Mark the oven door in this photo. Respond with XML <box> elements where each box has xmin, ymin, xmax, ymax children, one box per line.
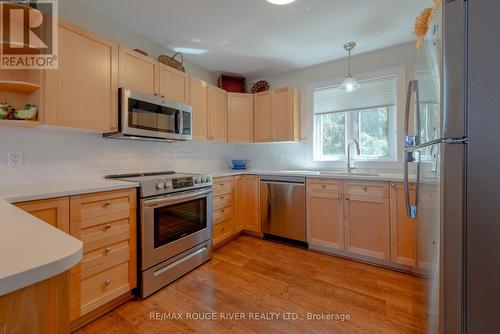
<box><xmin>141</xmin><ymin>188</ymin><xmax>212</xmax><ymax>270</ymax></box>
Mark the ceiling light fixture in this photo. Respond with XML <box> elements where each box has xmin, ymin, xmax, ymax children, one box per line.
<box><xmin>340</xmin><ymin>42</ymin><xmax>361</xmax><ymax>92</ymax></box>
<box><xmin>172</xmin><ymin>47</ymin><xmax>208</xmax><ymax>55</ymax></box>
<box><xmin>266</xmin><ymin>0</ymin><xmax>296</xmax><ymax>5</ymax></box>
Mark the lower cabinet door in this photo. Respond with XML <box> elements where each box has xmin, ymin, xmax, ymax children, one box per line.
<box><xmin>306</xmin><ymin>180</ymin><xmax>344</xmax><ymax>250</ymax></box>
<box><xmin>344</xmin><ymin>195</ymin><xmax>390</xmax><ymax>260</ymax></box>
<box><xmin>390</xmin><ymin>183</ymin><xmax>417</xmax><ymax>267</ymax></box>
<box><xmin>243</xmin><ymin>175</ymin><xmax>260</xmax><ymax>233</ymax></box>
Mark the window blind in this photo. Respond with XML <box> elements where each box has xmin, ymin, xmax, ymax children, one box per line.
<box><xmin>313</xmin><ymin>75</ymin><xmax>397</xmax><ymax>115</ymax></box>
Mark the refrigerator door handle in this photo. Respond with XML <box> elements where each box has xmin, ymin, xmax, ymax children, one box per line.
<box><xmin>404</xmin><ymin>80</ymin><xmax>420</xmax><ymax>147</ymax></box>
<box><xmin>404</xmin><ymin>150</ymin><xmax>420</xmax><ymax>219</ymax></box>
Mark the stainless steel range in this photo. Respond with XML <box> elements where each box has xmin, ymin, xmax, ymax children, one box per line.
<box><xmin>106</xmin><ymin>171</ymin><xmax>213</xmax><ymax>297</ymax></box>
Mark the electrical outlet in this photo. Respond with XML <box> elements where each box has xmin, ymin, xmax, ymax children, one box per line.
<box><xmin>7</xmin><ymin>151</ymin><xmax>24</xmax><ymax>167</ymax></box>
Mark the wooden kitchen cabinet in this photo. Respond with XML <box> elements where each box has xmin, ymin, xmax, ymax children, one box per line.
<box><xmin>118</xmin><ymin>46</ymin><xmax>159</xmax><ymax>95</ymax></box>
<box><xmin>243</xmin><ymin>175</ymin><xmax>260</xmax><ymax>232</ymax></box>
<box><xmin>227</xmin><ymin>93</ymin><xmax>254</xmax><ymax>143</ymax></box>
<box><xmin>189</xmin><ymin>76</ymin><xmax>209</xmax><ymax>140</ymax></box>
<box><xmin>344</xmin><ymin>181</ymin><xmax>390</xmax><ymax>260</ymax></box>
<box><xmin>306</xmin><ymin>179</ymin><xmax>344</xmax><ymax>250</ymax></box>
<box><xmin>69</xmin><ymin>188</ymin><xmax>137</xmax><ymax>323</ymax></box>
<box><xmin>15</xmin><ymin>197</ymin><xmax>70</xmax><ymax>233</ymax></box>
<box><xmin>234</xmin><ymin>175</ymin><xmax>260</xmax><ymax>233</ymax></box>
<box><xmin>159</xmin><ymin>63</ymin><xmax>190</xmax><ymax>104</ymax></box>
<box><xmin>390</xmin><ymin>182</ymin><xmax>417</xmax><ymax>267</ymax></box>
<box><xmin>212</xmin><ymin>177</ymin><xmax>234</xmax><ymax>245</ymax></box>
<box><xmin>0</xmin><ymin>271</ymin><xmax>70</xmax><ymax>334</ymax></box>
<box><xmin>44</xmin><ymin>21</ymin><xmax>118</xmax><ymax>131</ymax></box>
<box><xmin>271</xmin><ymin>87</ymin><xmax>300</xmax><ymax>142</ymax></box>
<box><xmin>253</xmin><ymin>91</ymin><xmax>272</xmax><ymax>142</ymax></box>
<box><xmin>207</xmin><ymin>85</ymin><xmax>228</xmax><ymax>142</ymax></box>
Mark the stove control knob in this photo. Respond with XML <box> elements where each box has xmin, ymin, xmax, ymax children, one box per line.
<box><xmin>156</xmin><ymin>182</ymin><xmax>165</xmax><ymax>190</ymax></box>
<box><xmin>194</xmin><ymin>177</ymin><xmax>200</xmax><ymax>184</ymax></box>
<box><xmin>165</xmin><ymin>183</ymin><xmax>171</xmax><ymax>189</ymax></box>
<box><xmin>205</xmin><ymin>176</ymin><xmax>210</xmax><ymax>183</ymax></box>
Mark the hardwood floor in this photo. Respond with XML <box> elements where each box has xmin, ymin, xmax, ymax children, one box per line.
<box><xmin>76</xmin><ymin>236</ymin><xmax>435</xmax><ymax>334</ymax></box>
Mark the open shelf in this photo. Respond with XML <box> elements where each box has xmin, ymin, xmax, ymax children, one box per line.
<box><xmin>0</xmin><ymin>80</ymin><xmax>41</xmax><ymax>94</ymax></box>
<box><xmin>0</xmin><ymin>120</ymin><xmax>40</xmax><ymax>127</ymax></box>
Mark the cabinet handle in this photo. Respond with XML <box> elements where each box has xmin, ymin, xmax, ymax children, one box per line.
<box><xmin>391</xmin><ymin>183</ymin><xmax>396</xmax><ymax>188</ymax></box>
<box><xmin>103</xmin><ymin>200</ymin><xmax>112</xmax><ymax>207</ymax></box>
<box><xmin>345</xmin><ymin>196</ymin><xmax>350</xmax><ymax>201</ymax></box>
<box><xmin>338</xmin><ymin>195</ymin><xmax>342</xmax><ymax>200</ymax></box>
<box><xmin>161</xmin><ymin>95</ymin><xmax>165</xmax><ymax>98</ymax></box>
<box><xmin>105</xmin><ymin>279</ymin><xmax>111</xmax><ymax>286</ymax></box>
<box><xmin>220</xmin><ymin>196</ymin><xmax>225</xmax><ymax>200</ymax></box>
<box><xmin>321</xmin><ymin>185</ymin><xmax>326</xmax><ymax>188</ymax></box>
<box><xmin>105</xmin><ymin>247</ymin><xmax>112</xmax><ymax>254</ymax></box>
<box><xmin>221</xmin><ymin>228</ymin><xmax>225</xmax><ymax>232</ymax></box>
<box><xmin>362</xmin><ymin>186</ymin><xmax>368</xmax><ymax>191</ymax></box>
<box><xmin>221</xmin><ymin>209</ymin><xmax>225</xmax><ymax>213</ymax></box>
<box><xmin>104</xmin><ymin>224</ymin><xmax>112</xmax><ymax>230</ymax></box>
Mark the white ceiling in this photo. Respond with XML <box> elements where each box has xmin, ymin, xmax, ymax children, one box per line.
<box><xmin>72</xmin><ymin>0</ymin><xmax>431</xmax><ymax>78</ymax></box>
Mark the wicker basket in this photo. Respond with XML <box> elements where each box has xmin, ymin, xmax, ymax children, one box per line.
<box><xmin>158</xmin><ymin>52</ymin><xmax>185</xmax><ymax>72</ymax></box>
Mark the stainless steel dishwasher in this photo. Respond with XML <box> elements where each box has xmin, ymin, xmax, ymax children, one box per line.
<box><xmin>260</xmin><ymin>175</ymin><xmax>307</xmax><ymax>247</ymax></box>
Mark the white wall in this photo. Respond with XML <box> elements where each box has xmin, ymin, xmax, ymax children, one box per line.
<box><xmin>59</xmin><ymin>0</ymin><xmax>218</xmax><ymax>84</ymax></box>
<box><xmin>0</xmin><ymin>126</ymin><xmax>239</xmax><ymax>186</ymax></box>
<box><xmin>242</xmin><ymin>42</ymin><xmax>421</xmax><ymax>172</ymax></box>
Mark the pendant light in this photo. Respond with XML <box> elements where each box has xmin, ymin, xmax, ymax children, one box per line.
<box><xmin>340</xmin><ymin>42</ymin><xmax>361</xmax><ymax>92</ymax></box>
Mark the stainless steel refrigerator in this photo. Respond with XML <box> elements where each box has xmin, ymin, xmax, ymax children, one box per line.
<box><xmin>406</xmin><ymin>0</ymin><xmax>500</xmax><ymax>333</ymax></box>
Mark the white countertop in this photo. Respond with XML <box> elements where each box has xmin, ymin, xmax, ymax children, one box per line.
<box><xmin>199</xmin><ymin>169</ymin><xmax>412</xmax><ymax>182</ymax></box>
<box><xmin>0</xmin><ymin>179</ymin><xmax>139</xmax><ymax>296</ymax></box>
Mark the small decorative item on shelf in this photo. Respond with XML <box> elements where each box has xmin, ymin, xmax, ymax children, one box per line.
<box><xmin>158</xmin><ymin>52</ymin><xmax>185</xmax><ymax>72</ymax></box>
<box><xmin>0</xmin><ymin>102</ymin><xmax>15</xmax><ymax>120</ymax></box>
<box><xmin>231</xmin><ymin>160</ymin><xmax>247</xmax><ymax>170</ymax></box>
<box><xmin>13</xmin><ymin>104</ymin><xmax>37</xmax><ymax>120</ymax></box>
<box><xmin>218</xmin><ymin>75</ymin><xmax>247</xmax><ymax>93</ymax></box>
<box><xmin>251</xmin><ymin>80</ymin><xmax>270</xmax><ymax>94</ymax></box>
<box><xmin>133</xmin><ymin>49</ymin><xmax>148</xmax><ymax>56</ymax></box>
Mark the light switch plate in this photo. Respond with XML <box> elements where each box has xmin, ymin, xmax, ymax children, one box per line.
<box><xmin>7</xmin><ymin>151</ymin><xmax>24</xmax><ymax>167</ymax></box>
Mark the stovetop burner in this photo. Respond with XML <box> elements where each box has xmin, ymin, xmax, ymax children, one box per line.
<box><xmin>105</xmin><ymin>171</ymin><xmax>213</xmax><ymax>198</ymax></box>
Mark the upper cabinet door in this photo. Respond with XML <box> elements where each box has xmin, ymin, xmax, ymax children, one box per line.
<box><xmin>228</xmin><ymin>93</ymin><xmax>253</xmax><ymax>143</ymax></box>
<box><xmin>118</xmin><ymin>46</ymin><xmax>158</xmax><ymax>95</ymax></box>
<box><xmin>189</xmin><ymin>77</ymin><xmax>208</xmax><ymax>140</ymax></box>
<box><xmin>207</xmin><ymin>85</ymin><xmax>227</xmax><ymax>142</ymax></box>
<box><xmin>159</xmin><ymin>64</ymin><xmax>190</xmax><ymax>104</ymax></box>
<box><xmin>44</xmin><ymin>21</ymin><xmax>118</xmax><ymax>131</ymax></box>
<box><xmin>271</xmin><ymin>87</ymin><xmax>300</xmax><ymax>142</ymax></box>
<box><xmin>253</xmin><ymin>91</ymin><xmax>272</xmax><ymax>142</ymax></box>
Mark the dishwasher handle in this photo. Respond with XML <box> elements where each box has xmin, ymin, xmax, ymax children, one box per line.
<box><xmin>260</xmin><ymin>180</ymin><xmax>305</xmax><ymax>186</ymax></box>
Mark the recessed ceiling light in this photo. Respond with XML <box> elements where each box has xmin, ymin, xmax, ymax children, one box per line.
<box><xmin>266</xmin><ymin>0</ymin><xmax>296</xmax><ymax>5</ymax></box>
<box><xmin>172</xmin><ymin>47</ymin><xmax>208</xmax><ymax>55</ymax></box>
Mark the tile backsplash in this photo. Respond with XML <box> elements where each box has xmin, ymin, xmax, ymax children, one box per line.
<box><xmin>0</xmin><ymin>127</ymin><xmax>308</xmax><ymax>185</ymax></box>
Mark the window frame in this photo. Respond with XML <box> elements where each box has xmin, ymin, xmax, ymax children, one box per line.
<box><xmin>309</xmin><ymin>67</ymin><xmax>406</xmax><ymax>167</ymax></box>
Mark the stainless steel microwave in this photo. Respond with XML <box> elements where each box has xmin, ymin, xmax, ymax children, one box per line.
<box><xmin>104</xmin><ymin>88</ymin><xmax>192</xmax><ymax>142</ymax></box>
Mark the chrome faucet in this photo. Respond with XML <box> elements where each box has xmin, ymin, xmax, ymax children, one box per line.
<box><xmin>347</xmin><ymin>139</ymin><xmax>360</xmax><ymax>173</ymax></box>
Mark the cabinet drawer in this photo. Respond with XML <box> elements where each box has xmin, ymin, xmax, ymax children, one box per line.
<box><xmin>213</xmin><ymin>206</ymin><xmax>233</xmax><ymax>224</ymax></box>
<box><xmin>213</xmin><ymin>177</ymin><xmax>233</xmax><ymax>196</ymax></box>
<box><xmin>80</xmin><ymin>262</ymin><xmax>130</xmax><ymax>315</ymax></box>
<box><xmin>213</xmin><ymin>193</ymin><xmax>233</xmax><ymax>210</ymax></box>
<box><xmin>73</xmin><ymin>189</ymin><xmax>136</xmax><ymax>221</ymax></box>
<box><xmin>213</xmin><ymin>218</ymin><xmax>233</xmax><ymax>244</ymax></box>
<box><xmin>307</xmin><ymin>179</ymin><xmax>343</xmax><ymax>195</ymax></box>
<box><xmin>345</xmin><ymin>181</ymin><xmax>389</xmax><ymax>198</ymax></box>
<box><xmin>81</xmin><ymin>219</ymin><xmax>130</xmax><ymax>253</ymax></box>
<box><xmin>81</xmin><ymin>240</ymin><xmax>130</xmax><ymax>279</ymax></box>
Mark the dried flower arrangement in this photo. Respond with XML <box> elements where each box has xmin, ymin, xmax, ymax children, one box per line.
<box><xmin>413</xmin><ymin>0</ymin><xmax>441</xmax><ymax>48</ymax></box>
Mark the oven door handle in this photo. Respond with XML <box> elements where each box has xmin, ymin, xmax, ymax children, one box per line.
<box><xmin>143</xmin><ymin>188</ymin><xmax>212</xmax><ymax>208</ymax></box>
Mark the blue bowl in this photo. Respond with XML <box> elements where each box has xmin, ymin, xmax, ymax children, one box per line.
<box><xmin>231</xmin><ymin>160</ymin><xmax>247</xmax><ymax>168</ymax></box>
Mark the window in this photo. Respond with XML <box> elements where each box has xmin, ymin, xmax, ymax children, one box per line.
<box><xmin>313</xmin><ymin>75</ymin><xmax>397</xmax><ymax>161</ymax></box>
